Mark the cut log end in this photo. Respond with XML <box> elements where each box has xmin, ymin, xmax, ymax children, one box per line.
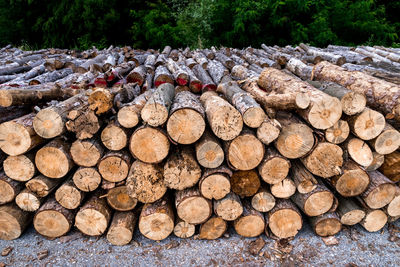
<box><xmin>365</xmin><ymin>152</ymin><xmax>385</xmax><ymax>172</ymax></box>
<box><xmin>305</xmin><ymin>191</ymin><xmax>334</xmax><ymax>217</ymax></box>
<box><xmin>325</xmin><ymin>120</ymin><xmax>350</xmax><ymax>144</ymax></box>
<box><xmin>0</xmin><ymin>121</ymin><xmax>35</xmax><ymax>156</ymax></box>
<box><xmin>360</xmin><ymin>209</ymin><xmax>387</xmax><ymax>232</ymax></box>
<box><xmin>70</xmin><ymin>139</ymin><xmax>102</xmax><ymax>167</ymax></box>
<box><xmin>313</xmin><ymin>217</ymin><xmax>341</xmax><ymax>237</ymax></box>
<box><xmin>334</xmin><ymin>169</ymin><xmax>370</xmax><ymax>197</ymax></box>
<box><xmin>34</xmin><ymin>210</ymin><xmax>71</xmax><ymax>238</ymax></box>
<box><xmin>200</xmin><ymin>174</ymin><xmax>231</xmax><ymax>200</ymax></box>
<box><xmin>33</xmin><ymin>109</ymin><xmax>64</xmax><ymax>139</ymax></box>
<box><xmin>177</xmin><ymin>196</ymin><xmax>211</xmax><ymax>225</ymax></box>
<box><xmin>259</xmin><ymin>157</ymin><xmax>290</xmax><ymax>184</ymax></box>
<box><xmin>251</xmin><ymin>191</ymin><xmax>276</xmax><ymax>213</ymax></box>
<box><xmin>3</xmin><ymin>155</ymin><xmax>36</xmax><ymax>182</ymax></box>
<box><xmin>231</xmin><ymin>170</ymin><xmax>260</xmax><ymax>197</ymax></box>
<box><xmin>199</xmin><ymin>216</ymin><xmax>227</xmax><ymax>240</ymax></box>
<box><xmin>0</xmin><ymin>204</ymin><xmax>31</xmax><ymax>240</ymax></box>
<box><xmin>98</xmin><ymin>154</ymin><xmax>129</xmax><ymax>183</ymax></box>
<box><xmin>0</xmin><ymin>90</ymin><xmax>12</xmax><ymax>107</ymax></box>
<box><xmin>341</xmin><ymin>210</ymin><xmax>366</xmax><ymax>225</ymax></box>
<box><xmin>107</xmin><ymin>186</ymin><xmax>137</xmax><ymax>211</ymax></box>
<box><xmin>243</xmin><ymin>107</ymin><xmax>266</xmax><ymax>128</ymax></box>
<box><xmin>227</xmin><ymin>134</ymin><xmax>264</xmax><ymax>170</ymax></box>
<box><xmin>270</xmin><ymin>178</ymin><xmax>296</xmax><ymax>199</ymax></box>
<box><xmin>347</xmin><ymin>138</ymin><xmax>373</xmax><ymax>167</ymax></box>
<box><xmin>73</xmin><ymin>167</ymin><xmax>101</xmax><ymax>192</ymax></box>
<box><xmin>117</xmin><ymin>106</ymin><xmax>139</xmax><ymax>129</ymax></box>
<box><xmin>257</xmin><ymin>119</ymin><xmax>281</xmax><ymax>145</ymax></box>
<box><xmin>129</xmin><ymin>127</ymin><xmax>170</xmax><ymax>164</ymax></box>
<box><xmin>374</xmin><ymin>128</ymin><xmax>400</xmax><ymax>155</ymax></box>
<box><xmin>101</xmin><ymin>124</ymin><xmax>127</xmax><ymax>151</ymax></box>
<box><xmin>268</xmin><ymin>208</ymin><xmax>302</xmax><ymax>239</ymax></box>
<box><xmin>195</xmin><ymin>135</ymin><xmax>224</xmax><ymax>169</ymax></box>
<box><xmin>341</xmin><ymin>92</ymin><xmax>366</xmax><ymax>116</ymax></box>
<box><xmin>307</xmin><ymin>96</ymin><xmax>342</xmax><ymax>130</ymax></box>
<box><xmin>55</xmin><ymin>183</ymin><xmax>83</xmax><ymax>210</ymax></box>
<box><xmin>275</xmin><ymin>124</ymin><xmax>314</xmax><ymax>159</ymax></box>
<box><xmin>351</xmin><ymin>108</ymin><xmax>386</xmax><ymax>140</ymax></box>
<box><xmin>364</xmin><ymin>183</ymin><xmax>396</xmax><ymax>209</ymax></box>
<box><xmin>15</xmin><ymin>191</ymin><xmax>41</xmax><ymax>212</ymax></box>
<box><xmin>167</xmin><ymin>109</ymin><xmax>206</xmax><ymax>144</ymax></box>
<box><xmin>174</xmin><ymin>220</ymin><xmax>195</xmax><ymax>238</ymax></box>
<box><xmin>234</xmin><ymin>214</ymin><xmax>265</xmax><ymax>238</ymax></box>
<box><xmin>75</xmin><ymin>209</ymin><xmax>109</xmax><ymax>236</ymax></box>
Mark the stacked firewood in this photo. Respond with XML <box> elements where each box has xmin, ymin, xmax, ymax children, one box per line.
<box><xmin>0</xmin><ymin>43</ymin><xmax>399</xmax><ymax>245</ymax></box>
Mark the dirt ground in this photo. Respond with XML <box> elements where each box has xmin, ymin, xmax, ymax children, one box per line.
<box><xmin>1</xmin><ymin>219</ymin><xmax>400</xmax><ymax>267</ymax></box>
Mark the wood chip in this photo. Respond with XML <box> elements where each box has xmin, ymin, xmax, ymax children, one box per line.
<box><xmin>248</xmin><ymin>237</ymin><xmax>266</xmax><ymax>255</ymax></box>
<box><xmin>1</xmin><ymin>247</ymin><xmax>12</xmax><ymax>257</ymax></box>
<box><xmin>37</xmin><ymin>250</ymin><xmax>49</xmax><ymax>260</ymax></box>
<box><xmin>322</xmin><ymin>236</ymin><xmax>339</xmax><ymax>246</ymax></box>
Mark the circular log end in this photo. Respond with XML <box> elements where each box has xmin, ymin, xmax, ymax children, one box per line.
<box><xmin>231</xmin><ymin>170</ymin><xmax>260</xmax><ymax>197</ymax></box>
<box><xmin>335</xmin><ymin>169</ymin><xmax>370</xmax><ymax>197</ymax></box>
<box><xmin>243</xmin><ymin>107</ymin><xmax>265</xmax><ymax>128</ymax></box>
<box><xmin>73</xmin><ymin>168</ymin><xmax>101</xmax><ymax>192</ymax></box>
<box><xmin>199</xmin><ymin>217</ymin><xmax>227</xmax><ymax>240</ymax></box>
<box><xmin>139</xmin><ymin>213</ymin><xmax>174</xmax><ymax>241</ymax></box>
<box><xmin>347</xmin><ymin>138</ymin><xmax>373</xmax><ymax>167</ymax></box>
<box><xmin>325</xmin><ymin>120</ymin><xmax>349</xmax><ymax>144</ymax></box>
<box><xmin>374</xmin><ymin>129</ymin><xmax>400</xmax><ymax>155</ymax></box>
<box><xmin>304</xmin><ymin>191</ymin><xmax>334</xmax><ymax>216</ymax></box>
<box><xmin>0</xmin><ymin>209</ymin><xmax>23</xmax><ymax>240</ymax></box>
<box><xmin>234</xmin><ymin>215</ymin><xmax>265</xmax><ymax>237</ymax></box>
<box><xmin>308</xmin><ymin>97</ymin><xmax>342</xmax><ymax>130</ymax></box>
<box><xmin>341</xmin><ymin>92</ymin><xmax>366</xmax><ymax>116</ymax></box>
<box><xmin>107</xmin><ymin>186</ymin><xmax>137</xmax><ymax>211</ymax></box>
<box><xmin>177</xmin><ymin>196</ymin><xmax>211</xmax><ymax>225</ymax></box>
<box><xmin>101</xmin><ymin>125</ymin><xmax>127</xmax><ymax>151</ymax></box>
<box><xmin>35</xmin><ymin>147</ymin><xmax>69</xmax><ymax>178</ymax></box>
<box><xmin>353</xmin><ymin>109</ymin><xmax>386</xmax><ymax>140</ymax></box>
<box><xmin>174</xmin><ymin>221</ymin><xmax>195</xmax><ymax>238</ymax></box>
<box><xmin>251</xmin><ymin>192</ymin><xmax>276</xmax><ymax>212</ymax></box>
<box><xmin>269</xmin><ymin>209</ymin><xmax>302</xmax><ymax>238</ymax></box>
<box><xmin>0</xmin><ymin>180</ymin><xmax>15</xmax><ymax>204</ymax></box>
<box><xmin>107</xmin><ymin>226</ymin><xmax>133</xmax><ymax>246</ymax></box>
<box><xmin>315</xmin><ymin>218</ymin><xmax>341</xmax><ymax>237</ymax></box>
<box><xmin>365</xmin><ymin>183</ymin><xmax>396</xmax><ymax>209</ymax></box>
<box><xmin>70</xmin><ymin>140</ymin><xmax>102</xmax><ymax>167</ymax></box>
<box><xmin>117</xmin><ymin>106</ymin><xmax>139</xmax><ymax>129</ymax></box>
<box><xmin>362</xmin><ymin>210</ymin><xmax>387</xmax><ymax>232</ymax></box>
<box><xmin>34</xmin><ymin>210</ymin><xmax>70</xmax><ymax>238</ymax></box>
<box><xmin>387</xmin><ymin>195</ymin><xmax>400</xmax><ymax>217</ymax></box>
<box><xmin>167</xmin><ymin>109</ymin><xmax>206</xmax><ymax>144</ymax></box>
<box><xmin>200</xmin><ymin>174</ymin><xmax>231</xmax><ymax>200</ymax></box>
<box><xmin>275</xmin><ymin>124</ymin><xmax>314</xmax><ymax>159</ymax></box>
<box><xmin>0</xmin><ymin>90</ymin><xmax>12</xmax><ymax>107</ymax></box>
<box><xmin>341</xmin><ymin>210</ymin><xmax>365</xmax><ymax>225</ymax></box>
<box><xmin>98</xmin><ymin>156</ymin><xmax>129</xmax><ymax>183</ymax></box>
<box><xmin>259</xmin><ymin>157</ymin><xmax>290</xmax><ymax>184</ymax></box>
<box><xmin>228</xmin><ymin>134</ymin><xmax>264</xmax><ymax>170</ymax></box>
<box><xmin>55</xmin><ymin>185</ymin><xmax>82</xmax><ymax>210</ymax></box>
<box><xmin>75</xmin><ymin>209</ymin><xmax>108</xmax><ymax>236</ymax></box>
<box><xmin>3</xmin><ymin>155</ymin><xmax>35</xmax><ymax>182</ymax></box>
<box><xmin>0</xmin><ymin>121</ymin><xmax>32</xmax><ymax>156</ymax></box>
<box><xmin>33</xmin><ymin>109</ymin><xmax>64</xmax><ymax>139</ymax></box>
<box><xmin>141</xmin><ymin>103</ymin><xmax>169</xmax><ymax>127</ymax></box>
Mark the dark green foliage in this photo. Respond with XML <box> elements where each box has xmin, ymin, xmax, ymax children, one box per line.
<box><xmin>0</xmin><ymin>0</ymin><xmax>398</xmax><ymax>49</ymax></box>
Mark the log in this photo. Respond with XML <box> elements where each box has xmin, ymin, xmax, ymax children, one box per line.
<box><xmin>138</xmin><ymin>196</ymin><xmax>174</xmax><ymax>240</ymax></box>
<box><xmin>251</xmin><ymin>185</ymin><xmax>276</xmax><ymax>212</ymax></box>
<box><xmin>195</xmin><ymin>130</ymin><xmax>224</xmax><ymax>169</ymax></box>
<box><xmin>365</xmin><ymin>152</ymin><xmax>385</xmax><ymax>172</ymax></box>
<box><xmin>144</xmin><ymin>54</ymin><xmax>156</xmax><ymax>74</ymax></box>
<box><xmin>198</xmin><ymin>165</ymin><xmax>232</xmax><ymax>200</ymax></box>
<box><xmin>225</xmin><ymin>128</ymin><xmax>264</xmax><ymax>170</ymax></box>
<box><xmin>258</xmin><ymin>68</ymin><xmax>342</xmax><ymax>129</ymax></box>
<box><xmin>126</xmin><ymin>160</ymin><xmax>167</xmax><ymax>203</ymax></box>
<box><xmin>192</xmin><ymin>64</ymin><xmax>216</xmax><ymax>91</ymax></box>
<box><xmin>336</xmin><ymin>196</ymin><xmax>365</xmax><ymax>225</ymax></box>
<box><xmin>291</xmin><ymin>161</ymin><xmax>318</xmax><ymax>194</ymax></box>
<box><xmin>33</xmin><ymin>93</ymin><xmax>88</xmax><ymax>139</ymax></box>
<box><xmin>163</xmin><ymin>146</ymin><xmax>201</xmax><ymax>190</ymax></box>
<box><xmin>65</xmin><ymin>107</ymin><xmax>100</xmax><ymax>140</ymax></box>
<box><xmin>241</xmin><ymin>79</ymin><xmax>310</xmax><ymax>110</ymax></box>
<box><xmin>258</xmin><ymin>147</ymin><xmax>290</xmax><ymax>185</ymax></box>
<box><xmin>200</xmin><ymin>91</ymin><xmax>243</xmax><ymax>141</ymax></box>
<box><xmin>231</xmin><ymin>169</ymin><xmax>260</xmax><ymax>197</ymax></box>
<box><xmin>0</xmin><ymin>113</ymin><xmax>44</xmax><ymax>156</ymax></box>
<box><xmin>267</xmin><ymin>199</ymin><xmax>302</xmax><ymax>239</ymax></box>
<box><xmin>25</xmin><ymin>174</ymin><xmax>62</xmax><ymax>197</ymax></box>
<box><xmin>98</xmin><ymin>151</ymin><xmax>131</xmax><ymax>183</ymax></box>
<box><xmin>106</xmin><ymin>186</ymin><xmax>137</xmax><ymax>211</ymax></box>
<box><xmin>15</xmin><ymin>188</ymin><xmax>42</xmax><ymax>212</ymax></box>
<box><xmin>347</xmin><ymin>108</ymin><xmax>386</xmax><ymax>141</ymax></box>
<box><xmin>117</xmin><ymin>90</ymin><xmax>153</xmax><ymax>128</ymax></box>
<box><xmin>213</xmin><ymin>192</ymin><xmax>243</xmax><ymax>221</ymax></box>
<box><xmin>72</xmin><ymin>167</ymin><xmax>101</xmax><ymax>192</ymax></box>
<box><xmin>360</xmin><ymin>171</ymin><xmax>396</xmax><ymax>209</ymax></box>
<box><xmin>3</xmin><ymin>152</ymin><xmax>36</xmax><ymax>182</ymax></box>
<box><xmin>88</xmin><ymin>88</ymin><xmax>115</xmax><ymax>115</ymax></box>
<box><xmin>175</xmin><ymin>188</ymin><xmax>212</xmax><ymax>225</ymax></box>
<box><xmin>386</xmin><ymin>187</ymin><xmax>400</xmax><ymax>217</ymax></box>
<box><xmin>179</xmin><ymin>64</ymin><xmax>202</xmax><ymax>93</ymax></box>
<box><xmin>331</xmin><ymin>160</ymin><xmax>370</xmax><ymax>197</ymax></box>
<box><xmin>207</xmin><ymin>59</ymin><xmax>229</xmax><ymax>84</ymax></box>
<box><xmin>0</xmin><ymin>84</ymin><xmax>63</xmax><ymax>108</ymax></box>
<box><xmin>234</xmin><ymin>200</ymin><xmax>265</xmax><ymax>238</ymax></box>
<box><xmin>0</xmin><ymin>203</ymin><xmax>32</xmax><ymax>240</ymax></box>
<box><xmin>193</xmin><ymin>51</ymin><xmax>208</xmax><ymax>69</ymax></box>
<box><xmin>309</xmin><ymin>212</ymin><xmax>341</xmax><ymax>237</ymax></box>
<box><xmin>173</xmin><ymin>219</ymin><xmax>195</xmax><ymax>238</ymax></box>
<box><xmin>231</xmin><ymin>65</ymin><xmax>248</xmax><ymax>80</ymax></box>
<box><xmin>107</xmin><ymin>211</ymin><xmax>138</xmax><ymax>246</ymax></box>
<box><xmin>166</xmin><ymin>58</ymin><xmax>188</xmax><ymax>85</ymax></box>
<box><xmin>154</xmin><ymin>65</ymin><xmax>173</xmax><ymax>87</ymax></box>
<box><xmin>325</xmin><ymin>120</ymin><xmax>350</xmax><ymax>144</ymax></box>
<box><xmin>300</xmin><ymin>44</ymin><xmax>346</xmax><ymax>65</ymax></box>
<box><xmin>35</xmin><ymin>138</ymin><xmax>74</xmax><ymax>179</ymax></box>
<box><xmin>100</xmin><ymin>120</ymin><xmax>128</xmax><ymax>151</ymax></box>
<box><xmin>70</xmin><ymin>139</ymin><xmax>104</xmax><ymax>167</ymax></box>
<box><xmin>379</xmin><ymin>151</ymin><xmax>400</xmax><ymax>182</ymax></box>
<box><xmin>33</xmin><ymin>197</ymin><xmax>75</xmax><ymax>238</ymax></box>
<box><xmin>217</xmin><ymin>81</ymin><xmax>266</xmax><ymax>128</ymax></box>
<box><xmin>368</xmin><ymin>123</ymin><xmax>400</xmax><ymax>155</ymax></box>
<box><xmin>199</xmin><ymin>216</ymin><xmax>227</xmax><ymax>240</ymax></box>
<box><xmin>126</xmin><ymin>65</ymin><xmax>147</xmax><ymax>86</ymax></box>
<box><xmin>141</xmin><ymin>83</ymin><xmax>175</xmax><ymax>127</ymax></box>
<box><xmin>343</xmin><ymin>137</ymin><xmax>373</xmax><ymax>167</ymax></box>
<box><xmin>129</xmin><ymin>126</ymin><xmax>170</xmax><ymax>164</ymax></box>
<box><xmin>291</xmin><ymin>179</ymin><xmax>334</xmax><ymax>216</ymax></box>
<box><xmin>0</xmin><ymin>172</ymin><xmax>23</xmax><ymax>204</ymax></box>
<box><xmin>75</xmin><ymin>191</ymin><xmax>112</xmax><ymax>236</ymax></box>
<box><xmin>307</xmin><ymin>80</ymin><xmax>366</xmax><ymax>116</ymax></box>
<box><xmin>274</xmin><ymin>112</ymin><xmax>315</xmax><ymax>159</ymax></box>
<box><xmin>311</xmin><ymin>61</ymin><xmax>400</xmax><ymax>120</ymax></box>
<box><xmin>301</xmin><ymin>142</ymin><xmax>343</xmax><ymax>178</ymax></box>
<box><xmin>256</xmin><ymin>117</ymin><xmax>281</xmax><ymax>145</ymax></box>
<box><xmin>166</xmin><ymin>91</ymin><xmax>206</xmax><ymax>144</ymax></box>
<box><xmin>270</xmin><ymin>177</ymin><xmax>296</xmax><ymax>199</ymax></box>
<box><xmin>359</xmin><ymin>206</ymin><xmax>387</xmax><ymax>232</ymax></box>
<box><xmin>55</xmin><ymin>179</ymin><xmax>85</xmax><ymax>210</ymax></box>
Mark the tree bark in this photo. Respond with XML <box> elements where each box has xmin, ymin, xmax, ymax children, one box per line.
<box><xmin>312</xmin><ymin>61</ymin><xmax>400</xmax><ymax>120</ymax></box>
<box><xmin>166</xmin><ymin>58</ymin><xmax>188</xmax><ymax>85</ymax></box>
<box><xmin>107</xmin><ymin>210</ymin><xmax>138</xmax><ymax>246</ymax></box>
<box><xmin>126</xmin><ymin>160</ymin><xmax>167</xmax><ymax>203</ymax></box>
<box><xmin>126</xmin><ymin>65</ymin><xmax>147</xmax><ymax>86</ymax></box>
<box><xmin>154</xmin><ymin>65</ymin><xmax>174</xmax><ymax>87</ymax></box>
<box><xmin>98</xmin><ymin>150</ymin><xmax>131</xmax><ymax>183</ymax></box>
<box><xmin>75</xmin><ymin>191</ymin><xmax>112</xmax><ymax>236</ymax></box>
<box><xmin>365</xmin><ymin>152</ymin><xmax>385</xmax><ymax>172</ymax></box>
<box><xmin>33</xmin><ymin>197</ymin><xmax>75</xmax><ymax>238</ymax></box>
<box><xmin>65</xmin><ymin>106</ymin><xmax>100</xmax><ymax>140</ymax></box>
<box><xmin>138</xmin><ymin>195</ymin><xmax>174</xmax><ymax>240</ymax></box>
<box><xmin>26</xmin><ymin>174</ymin><xmax>62</xmax><ymax>197</ymax></box>
<box><xmin>336</xmin><ymin>196</ymin><xmax>365</xmax><ymax>225</ymax></box>
<box><xmin>166</xmin><ymin>91</ymin><xmax>205</xmax><ymax>144</ymax></box>
<box><xmin>129</xmin><ymin>126</ymin><xmax>170</xmax><ymax>164</ymax></box>
<box><xmin>163</xmin><ymin>146</ymin><xmax>201</xmax><ymax>190</ymax></box>
<box><xmin>267</xmin><ymin>199</ymin><xmax>302</xmax><ymax>239</ymax></box>
<box><xmin>0</xmin><ymin>113</ymin><xmax>44</xmax><ymax>156</ymax></box>
<box><xmin>55</xmin><ymin>179</ymin><xmax>85</xmax><ymax>210</ymax></box>
<box><xmin>192</xmin><ymin>64</ymin><xmax>216</xmax><ymax>91</ymax></box>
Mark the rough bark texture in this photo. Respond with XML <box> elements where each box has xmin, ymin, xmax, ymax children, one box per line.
<box><xmin>336</xmin><ymin>196</ymin><xmax>365</xmax><ymax>225</ymax></box>
<box><xmin>25</xmin><ymin>174</ymin><xmax>61</xmax><ymax>197</ymax></box>
<box><xmin>107</xmin><ymin>210</ymin><xmax>138</xmax><ymax>246</ymax></box>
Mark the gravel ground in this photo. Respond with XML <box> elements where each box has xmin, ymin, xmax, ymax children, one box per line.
<box><xmin>1</xmin><ymin>219</ymin><xmax>400</xmax><ymax>267</ymax></box>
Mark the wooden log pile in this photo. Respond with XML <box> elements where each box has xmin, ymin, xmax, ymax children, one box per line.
<box><xmin>0</xmin><ymin>43</ymin><xmax>400</xmax><ymax>245</ymax></box>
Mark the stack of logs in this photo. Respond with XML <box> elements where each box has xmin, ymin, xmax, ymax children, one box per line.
<box><xmin>0</xmin><ymin>43</ymin><xmax>400</xmax><ymax>245</ymax></box>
